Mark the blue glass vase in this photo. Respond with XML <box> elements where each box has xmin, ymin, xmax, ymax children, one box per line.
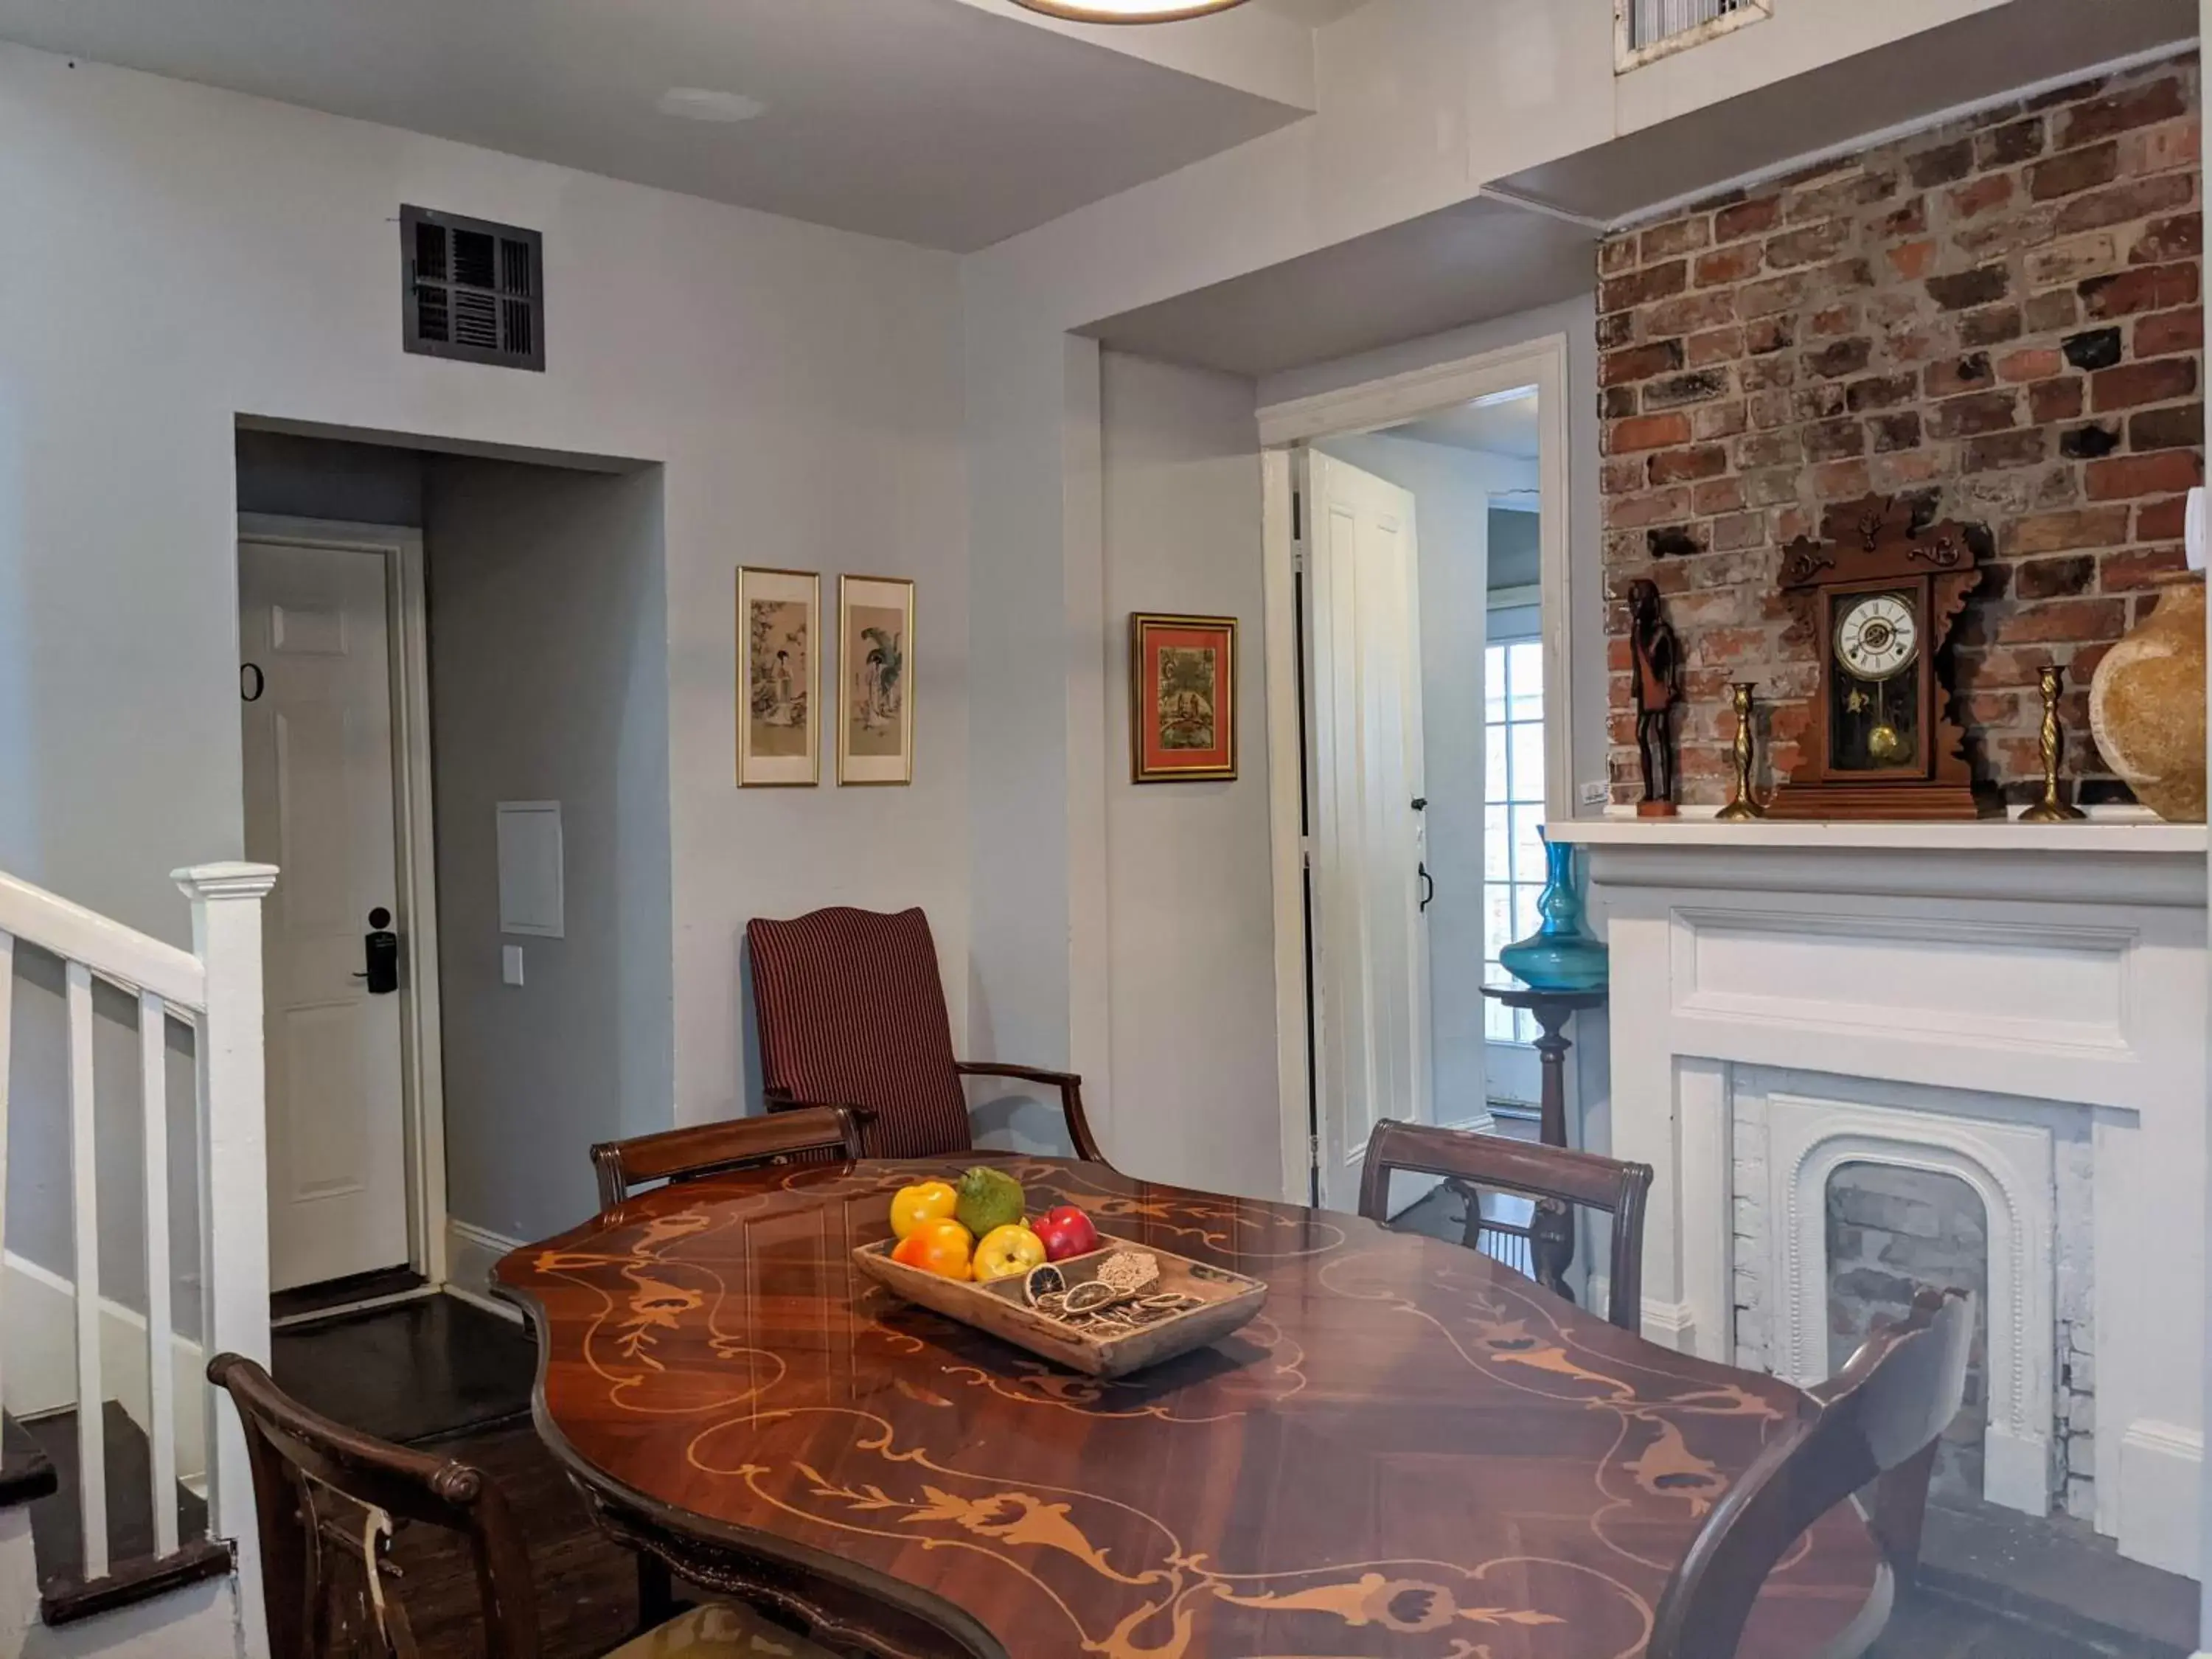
<box><xmin>1498</xmin><ymin>831</ymin><xmax>1608</xmax><ymax>992</ymax></box>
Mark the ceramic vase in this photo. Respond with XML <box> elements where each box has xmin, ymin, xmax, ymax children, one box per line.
<box><xmin>1498</xmin><ymin>831</ymin><xmax>1608</xmax><ymax>991</ymax></box>
<box><xmin>2088</xmin><ymin>569</ymin><xmax>2206</xmax><ymax>824</ymax></box>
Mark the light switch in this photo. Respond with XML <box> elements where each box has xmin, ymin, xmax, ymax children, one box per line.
<box><xmin>501</xmin><ymin>945</ymin><xmax>525</xmax><ymax>987</ymax></box>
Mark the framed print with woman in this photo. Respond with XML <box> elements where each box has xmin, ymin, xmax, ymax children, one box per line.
<box><xmin>737</xmin><ymin>566</ymin><xmax>820</xmax><ymax>786</ymax></box>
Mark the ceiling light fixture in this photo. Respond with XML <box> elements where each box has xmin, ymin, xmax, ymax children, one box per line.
<box><xmin>1010</xmin><ymin>0</ymin><xmax>1253</xmax><ymax>21</ymax></box>
<box><xmin>657</xmin><ymin>88</ymin><xmax>769</xmax><ymax>122</ymax></box>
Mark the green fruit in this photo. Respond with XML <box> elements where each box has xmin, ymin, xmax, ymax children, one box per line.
<box><xmin>953</xmin><ymin>1166</ymin><xmax>1026</xmax><ymax>1239</ymax></box>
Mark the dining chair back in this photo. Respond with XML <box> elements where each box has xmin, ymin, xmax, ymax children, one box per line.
<box><xmin>747</xmin><ymin>905</ymin><xmax>1102</xmax><ymax>1161</ymax></box>
<box><xmin>209</xmin><ymin>1352</ymin><xmax>540</xmax><ymax>1659</ymax></box>
<box><xmin>1647</xmin><ymin>1287</ymin><xmax>1975</xmax><ymax>1659</ymax></box>
<box><xmin>591</xmin><ymin>1105</ymin><xmax>863</xmax><ymax>1212</ymax></box>
<box><xmin>1357</xmin><ymin>1119</ymin><xmax>1655</xmax><ymax>1331</ymax></box>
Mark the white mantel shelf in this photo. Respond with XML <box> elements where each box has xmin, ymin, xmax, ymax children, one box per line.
<box><xmin>1548</xmin><ymin>816</ymin><xmax>2208</xmax><ymax>856</ymax></box>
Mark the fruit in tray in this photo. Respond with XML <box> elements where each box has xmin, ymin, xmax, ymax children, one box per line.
<box><xmin>954</xmin><ymin>1166</ymin><xmax>1026</xmax><ymax>1237</ymax></box>
<box><xmin>891</xmin><ymin>1217</ymin><xmax>973</xmax><ymax>1279</ymax></box>
<box><xmin>1035</xmin><ymin>1205</ymin><xmax>1101</xmax><ymax>1262</ymax></box>
<box><xmin>973</xmin><ymin>1222</ymin><xmax>1048</xmax><ymax>1282</ymax></box>
<box><xmin>889</xmin><ymin>1180</ymin><xmax>959</xmax><ymax>1241</ymax></box>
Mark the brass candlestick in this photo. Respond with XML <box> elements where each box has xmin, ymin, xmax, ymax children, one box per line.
<box><xmin>2020</xmin><ymin>664</ymin><xmax>2087</xmax><ymax>822</ymax></box>
<box><xmin>1716</xmin><ymin>681</ymin><xmax>1766</xmax><ymax>821</ymax></box>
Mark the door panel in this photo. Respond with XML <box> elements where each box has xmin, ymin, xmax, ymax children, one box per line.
<box><xmin>241</xmin><ymin>540</ymin><xmax>409</xmax><ymax>1293</ymax></box>
<box><xmin>1305</xmin><ymin>454</ymin><xmax>1433</xmax><ymax>1212</ymax></box>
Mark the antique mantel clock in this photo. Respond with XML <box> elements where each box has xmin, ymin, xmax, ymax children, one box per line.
<box><xmin>1767</xmin><ymin>493</ymin><xmax>1994</xmax><ymax>821</ymax></box>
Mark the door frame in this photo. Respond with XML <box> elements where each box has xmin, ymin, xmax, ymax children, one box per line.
<box><xmin>237</xmin><ymin>514</ymin><xmax>450</xmax><ymax>1287</ymax></box>
<box><xmin>1254</xmin><ymin>333</ymin><xmax>1574</xmax><ymax>1205</ymax></box>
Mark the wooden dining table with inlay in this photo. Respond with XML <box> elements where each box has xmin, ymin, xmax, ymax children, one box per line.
<box><xmin>495</xmin><ymin>1155</ymin><xmax>1889</xmax><ymax>1659</ymax></box>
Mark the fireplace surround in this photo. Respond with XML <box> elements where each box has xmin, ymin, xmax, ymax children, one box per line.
<box><xmin>1553</xmin><ymin>818</ymin><xmax>2206</xmax><ymax>1574</ymax></box>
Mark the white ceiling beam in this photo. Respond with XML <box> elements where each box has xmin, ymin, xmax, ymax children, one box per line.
<box><xmin>946</xmin><ymin>0</ymin><xmax>1318</xmax><ymax>112</ymax></box>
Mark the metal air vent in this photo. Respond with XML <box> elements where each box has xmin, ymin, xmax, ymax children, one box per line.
<box><xmin>1616</xmin><ymin>0</ymin><xmax>1770</xmax><ymax>72</ymax></box>
<box><xmin>402</xmin><ymin>205</ymin><xmax>544</xmax><ymax>372</ymax></box>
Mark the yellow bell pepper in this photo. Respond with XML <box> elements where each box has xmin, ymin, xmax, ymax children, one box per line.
<box><xmin>890</xmin><ymin>1180</ymin><xmax>959</xmax><ymax>1240</ymax></box>
<box><xmin>973</xmin><ymin>1223</ymin><xmax>1048</xmax><ymax>1283</ymax></box>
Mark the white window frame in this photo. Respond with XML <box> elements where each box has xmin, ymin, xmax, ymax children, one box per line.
<box><xmin>1614</xmin><ymin>0</ymin><xmax>1772</xmax><ymax>74</ymax></box>
<box><xmin>1482</xmin><ymin>610</ymin><xmax>1546</xmax><ymax>1051</ymax></box>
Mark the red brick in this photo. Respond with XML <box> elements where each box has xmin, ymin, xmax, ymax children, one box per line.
<box><xmin>1927</xmin><ymin>265</ymin><xmax>2011</xmax><ymax>311</ymax></box>
<box><xmin>1693</xmin><ymin>476</ymin><xmax>1747</xmax><ymax>516</ymax></box>
<box><xmin>1647</xmin><ymin>444</ymin><xmax>1730</xmax><ymax>484</ymax></box>
<box><xmin>1765</xmin><ymin>220</ymin><xmax>1852</xmax><ymax>271</ymax></box>
<box><xmin>2131</xmin><ymin>212</ymin><xmax>2202</xmax><ymax>265</ymax></box>
<box><xmin>2084</xmin><ymin>450</ymin><xmax>2203</xmax><ymax>500</ymax></box>
<box><xmin>1709</xmin><ymin>510</ymin><xmax>1767</xmax><ymax>551</ymax></box>
<box><xmin>1812</xmin><ymin>458</ymin><xmax>1873</xmax><ymax>499</ymax></box>
<box><xmin>1739</xmin><ymin>274</ymin><xmax>1809</xmax><ymax>318</ymax></box>
<box><xmin>2090</xmin><ymin>358</ymin><xmax>2198</xmax><ymax>411</ymax></box>
<box><xmin>1693</xmin><ymin>400</ymin><xmax>1749</xmax><ymax>441</ymax></box>
<box><xmin>2055</xmin><ymin>173</ymin><xmax>2195</xmax><ymax>237</ymax></box>
<box><xmin>1600</xmin><ymin>261</ymin><xmax>1688</xmax><ymax>314</ymax></box>
<box><xmin>1870</xmin><ymin>412</ymin><xmax>1924</xmax><ymax>452</ymax></box>
<box><xmin>2135</xmin><ymin>307</ymin><xmax>2204</xmax><ymax>356</ymax></box>
<box><xmin>2014</xmin><ymin>555</ymin><xmax>2096</xmax><ymax>599</ymax></box>
<box><xmin>2136</xmin><ymin>495</ymin><xmax>2191</xmax><ymax>540</ymax></box>
<box><xmin>1608</xmin><ymin>486</ymin><xmax>1694</xmax><ymax>528</ymax></box>
<box><xmin>2129</xmin><ymin>402</ymin><xmax>2204</xmax><ymax>451</ymax></box>
<box><xmin>1641</xmin><ymin>217</ymin><xmax>1712</xmax><ymax>262</ymax></box>
<box><xmin>1961</xmin><ymin>305</ymin><xmax>2024</xmax><ymax>349</ymax></box>
<box><xmin>1952</xmin><ymin>173</ymin><xmax>2021</xmax><ymax>218</ymax></box>
<box><xmin>2027</xmin><ymin>142</ymin><xmax>2118</xmax><ymax>201</ymax></box>
<box><xmin>1601</xmin><ymin>457</ymin><xmax>1644</xmax><ymax>495</ymax></box>
<box><xmin>1964</xmin><ymin>428</ymin><xmax>2048</xmax><ymax>471</ymax></box>
<box><xmin>1927</xmin><ymin>389</ymin><xmax>2021</xmax><ymax>439</ymax></box>
<box><xmin>1696</xmin><ymin>243</ymin><xmax>1764</xmax><ymax>287</ymax></box>
<box><xmin>1603</xmin><ymin>341</ymin><xmax>1686</xmax><ymax>386</ymax></box>
<box><xmin>1997</xmin><ymin>347</ymin><xmax>2064</xmax><ymax>384</ymax></box>
<box><xmin>2058</xmin><ymin>77</ymin><xmax>2190</xmax><ymax>149</ymax></box>
<box><xmin>2004</xmin><ymin>507</ymin><xmax>2133</xmax><ymax>554</ymax></box>
<box><xmin>1715</xmin><ymin>196</ymin><xmax>1783</xmax><ymax>241</ymax></box>
<box><xmin>2101</xmin><ymin>544</ymin><xmax>2189</xmax><ymax>590</ymax></box>
<box><xmin>1992</xmin><ymin>598</ymin><xmax>2130</xmax><ymax>644</ymax></box>
<box><xmin>2081</xmin><ymin>260</ymin><xmax>2201</xmax><ymax>318</ymax></box>
<box><xmin>1872</xmin><ymin>450</ymin><xmax>1944</xmax><ymax>491</ymax></box>
<box><xmin>1905</xmin><ymin>139</ymin><xmax>1974</xmax><ymax>189</ymax></box>
<box><xmin>2120</xmin><ymin>116</ymin><xmax>2202</xmax><ymax>179</ymax></box>
<box><xmin>1978</xmin><ymin>116</ymin><xmax>2047</xmax><ymax>169</ymax></box>
<box><xmin>1887</xmin><ymin>239</ymin><xmax>1938</xmax><ymax>280</ymax></box>
<box><xmin>1924</xmin><ymin>354</ymin><xmax>1995</xmax><ymax>399</ymax></box>
<box><xmin>2026</xmin><ymin>289</ymin><xmax>2081</xmax><ymax>333</ymax></box>
<box><xmin>1686</xmin><ymin>326</ymin><xmax>1745</xmax><ymax>367</ymax></box>
<box><xmin>1610</xmin><ymin>413</ymin><xmax>1693</xmax><ymax>453</ymax></box>
<box><xmin>1599</xmin><ymin>237</ymin><xmax>1638</xmax><ymax>276</ymax></box>
<box><xmin>2029</xmin><ymin>378</ymin><xmax>2086</xmax><ymax>425</ymax></box>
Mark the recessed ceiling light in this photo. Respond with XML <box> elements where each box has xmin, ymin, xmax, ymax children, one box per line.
<box><xmin>1011</xmin><ymin>0</ymin><xmax>1253</xmax><ymax>20</ymax></box>
<box><xmin>657</xmin><ymin>88</ymin><xmax>769</xmax><ymax>123</ymax></box>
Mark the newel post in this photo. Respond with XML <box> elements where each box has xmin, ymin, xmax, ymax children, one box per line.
<box><xmin>174</xmin><ymin>861</ymin><xmax>276</xmax><ymax>1659</ymax></box>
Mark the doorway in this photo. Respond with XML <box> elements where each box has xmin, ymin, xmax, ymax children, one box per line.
<box><xmin>237</xmin><ymin>515</ymin><xmax>444</xmax><ymax>1303</ymax></box>
<box><xmin>1257</xmin><ymin>337</ymin><xmax>1574</xmax><ymax>1209</ymax></box>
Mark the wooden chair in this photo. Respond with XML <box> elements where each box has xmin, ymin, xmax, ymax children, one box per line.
<box><xmin>746</xmin><ymin>906</ymin><xmax>1103</xmax><ymax>1162</ymax></box>
<box><xmin>591</xmin><ymin>1105</ymin><xmax>863</xmax><ymax>1213</ymax></box>
<box><xmin>1356</xmin><ymin>1119</ymin><xmax>1654</xmax><ymax>1332</ymax></box>
<box><xmin>1648</xmin><ymin>1288</ymin><xmax>1975</xmax><ymax>1659</ymax></box>
<box><xmin>206</xmin><ymin>1353</ymin><xmax>835</xmax><ymax>1659</ymax></box>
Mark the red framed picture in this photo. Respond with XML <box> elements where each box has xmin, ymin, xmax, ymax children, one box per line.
<box><xmin>1130</xmin><ymin>613</ymin><xmax>1237</xmax><ymax>782</ymax></box>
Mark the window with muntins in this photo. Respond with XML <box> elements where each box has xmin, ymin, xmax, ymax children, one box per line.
<box><xmin>1483</xmin><ymin>636</ymin><xmax>1545</xmax><ymax>1045</ymax></box>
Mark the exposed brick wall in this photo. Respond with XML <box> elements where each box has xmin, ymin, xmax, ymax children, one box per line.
<box><xmin>1599</xmin><ymin>60</ymin><xmax>2204</xmax><ymax>807</ymax></box>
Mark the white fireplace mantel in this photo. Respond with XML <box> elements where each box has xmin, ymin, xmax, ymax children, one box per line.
<box><xmin>1559</xmin><ymin>818</ymin><xmax>2208</xmax><ymax>1578</ymax></box>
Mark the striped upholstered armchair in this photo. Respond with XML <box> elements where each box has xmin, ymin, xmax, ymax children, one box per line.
<box><xmin>745</xmin><ymin>906</ymin><xmax>1105</xmax><ymax>1163</ymax></box>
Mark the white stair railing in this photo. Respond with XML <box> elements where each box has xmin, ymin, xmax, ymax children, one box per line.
<box><xmin>0</xmin><ymin>861</ymin><xmax>274</xmax><ymax>1643</ymax></box>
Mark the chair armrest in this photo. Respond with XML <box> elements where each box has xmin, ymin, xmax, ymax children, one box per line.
<box><xmin>763</xmin><ymin>1090</ymin><xmax>878</xmax><ymax>1124</ymax></box>
<box><xmin>955</xmin><ymin>1062</ymin><xmax>1106</xmax><ymax>1164</ymax></box>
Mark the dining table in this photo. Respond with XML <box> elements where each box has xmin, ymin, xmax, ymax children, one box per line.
<box><xmin>494</xmin><ymin>1154</ymin><xmax>1889</xmax><ymax>1659</ymax></box>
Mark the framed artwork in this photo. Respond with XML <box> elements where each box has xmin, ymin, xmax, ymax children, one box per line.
<box><xmin>1130</xmin><ymin>613</ymin><xmax>1237</xmax><ymax>783</ymax></box>
<box><xmin>737</xmin><ymin>567</ymin><xmax>821</xmax><ymax>787</ymax></box>
<box><xmin>838</xmin><ymin>575</ymin><xmax>915</xmax><ymax>786</ymax></box>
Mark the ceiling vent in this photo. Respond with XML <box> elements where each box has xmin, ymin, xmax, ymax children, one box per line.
<box><xmin>1616</xmin><ymin>0</ymin><xmax>1770</xmax><ymax>72</ymax></box>
<box><xmin>401</xmin><ymin>205</ymin><xmax>544</xmax><ymax>372</ymax></box>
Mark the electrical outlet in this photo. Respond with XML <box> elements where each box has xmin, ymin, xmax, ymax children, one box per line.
<box><xmin>1578</xmin><ymin>780</ymin><xmax>1610</xmax><ymax>810</ymax></box>
<box><xmin>501</xmin><ymin>945</ymin><xmax>525</xmax><ymax>987</ymax></box>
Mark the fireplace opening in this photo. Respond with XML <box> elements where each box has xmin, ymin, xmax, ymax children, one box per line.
<box><xmin>1826</xmin><ymin>1162</ymin><xmax>1990</xmax><ymax>1503</ymax></box>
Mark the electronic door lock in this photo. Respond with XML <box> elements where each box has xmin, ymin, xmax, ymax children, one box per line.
<box><xmin>355</xmin><ymin>906</ymin><xmax>400</xmax><ymax>995</ymax></box>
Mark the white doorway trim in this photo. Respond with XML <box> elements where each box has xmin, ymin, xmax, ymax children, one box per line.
<box><xmin>236</xmin><ymin>513</ymin><xmax>449</xmax><ymax>1287</ymax></box>
<box><xmin>1255</xmin><ymin>333</ymin><xmax>1574</xmax><ymax>1207</ymax></box>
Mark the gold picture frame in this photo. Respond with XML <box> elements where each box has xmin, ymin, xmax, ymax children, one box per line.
<box><xmin>838</xmin><ymin>574</ymin><xmax>915</xmax><ymax>786</ymax></box>
<box><xmin>1130</xmin><ymin>613</ymin><xmax>1237</xmax><ymax>783</ymax></box>
<box><xmin>737</xmin><ymin>566</ymin><xmax>821</xmax><ymax>787</ymax></box>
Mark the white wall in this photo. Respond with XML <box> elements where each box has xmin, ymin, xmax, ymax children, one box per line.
<box><xmin>1099</xmin><ymin>353</ymin><xmax>1277</xmax><ymax>1199</ymax></box>
<box><xmin>0</xmin><ymin>44</ymin><xmax>968</xmax><ymax>1165</ymax></box>
<box><xmin>424</xmin><ymin>458</ymin><xmax>674</xmax><ymax>1243</ymax></box>
<box><xmin>1313</xmin><ymin>431</ymin><xmax>1538</xmax><ymax>1130</ymax></box>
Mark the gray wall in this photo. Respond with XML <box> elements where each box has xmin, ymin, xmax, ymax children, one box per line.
<box><xmin>1489</xmin><ymin>507</ymin><xmax>1541</xmax><ymax>591</ymax></box>
<box><xmin>1312</xmin><ymin>431</ymin><xmax>1536</xmax><ymax>1129</ymax></box>
<box><xmin>1099</xmin><ymin>352</ymin><xmax>1279</xmax><ymax>1200</ymax></box>
<box><xmin>236</xmin><ymin>431</ymin><xmax>425</xmax><ymax>527</ymax></box>
<box><xmin>424</xmin><ymin>458</ymin><xmax>674</xmax><ymax>1244</ymax></box>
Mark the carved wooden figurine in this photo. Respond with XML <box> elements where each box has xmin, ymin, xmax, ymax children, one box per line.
<box><xmin>1629</xmin><ymin>579</ymin><xmax>1681</xmax><ymax>818</ymax></box>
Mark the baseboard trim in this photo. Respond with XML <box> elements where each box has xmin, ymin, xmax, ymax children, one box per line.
<box><xmin>1640</xmin><ymin>1298</ymin><xmax>1697</xmax><ymax>1353</ymax></box>
<box><xmin>2118</xmin><ymin>1419</ymin><xmax>2204</xmax><ymax>1578</ymax></box>
<box><xmin>443</xmin><ymin>1221</ymin><xmax>527</xmax><ymax>1326</ymax></box>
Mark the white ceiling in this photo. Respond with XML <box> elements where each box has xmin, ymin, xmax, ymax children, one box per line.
<box><xmin>1391</xmin><ymin>392</ymin><xmax>1540</xmax><ymax>460</ymax></box>
<box><xmin>0</xmin><ymin>0</ymin><xmax>1319</xmax><ymax>251</ymax></box>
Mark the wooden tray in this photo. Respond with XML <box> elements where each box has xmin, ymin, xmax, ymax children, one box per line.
<box><xmin>852</xmin><ymin>1234</ymin><xmax>1267</xmax><ymax>1378</ymax></box>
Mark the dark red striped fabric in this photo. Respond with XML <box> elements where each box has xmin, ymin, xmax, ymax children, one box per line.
<box><xmin>745</xmin><ymin>907</ymin><xmax>973</xmax><ymax>1160</ymax></box>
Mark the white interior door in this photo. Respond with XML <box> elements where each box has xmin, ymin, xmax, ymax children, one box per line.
<box><xmin>240</xmin><ymin>540</ymin><xmax>410</xmax><ymax>1293</ymax></box>
<box><xmin>1305</xmin><ymin>452</ymin><xmax>1433</xmax><ymax>1212</ymax></box>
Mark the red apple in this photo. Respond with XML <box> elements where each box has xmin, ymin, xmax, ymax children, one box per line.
<box><xmin>1034</xmin><ymin>1206</ymin><xmax>1100</xmax><ymax>1262</ymax></box>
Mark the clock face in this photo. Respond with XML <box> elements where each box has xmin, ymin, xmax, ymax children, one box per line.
<box><xmin>1834</xmin><ymin>593</ymin><xmax>1920</xmax><ymax>681</ymax></box>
